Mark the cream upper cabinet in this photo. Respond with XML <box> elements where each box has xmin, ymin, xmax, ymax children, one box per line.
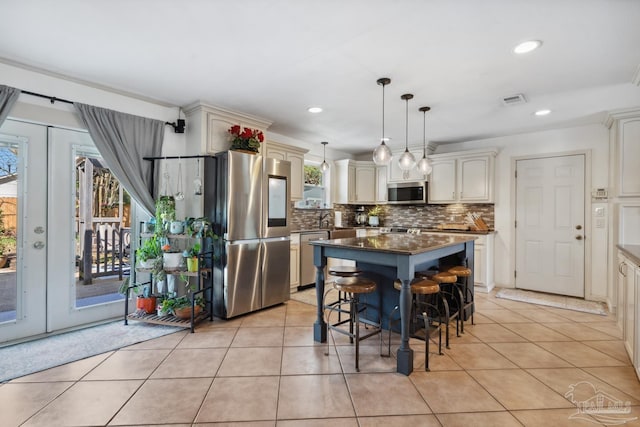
<box><xmin>429</xmin><ymin>159</ymin><xmax>457</xmax><ymax>203</ymax></box>
<box><xmin>614</xmin><ymin>115</ymin><xmax>640</xmax><ymax>198</ymax></box>
<box><xmin>387</xmin><ymin>148</ymin><xmax>427</xmax><ymax>183</ymax></box>
<box><xmin>334</xmin><ymin>159</ymin><xmax>377</xmax><ymax>204</ymax></box>
<box><xmin>376</xmin><ymin>166</ymin><xmax>388</xmax><ymax>203</ymax></box>
<box><xmin>428</xmin><ymin>150</ymin><xmax>496</xmax><ymax>204</ymax></box>
<box><xmin>265</xmin><ymin>141</ymin><xmax>308</xmax><ymax>201</ymax></box>
<box><xmin>184</xmin><ymin>102</ymin><xmax>272</xmax><ymax>155</ymax></box>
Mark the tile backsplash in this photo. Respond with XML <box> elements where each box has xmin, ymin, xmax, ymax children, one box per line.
<box><xmin>291</xmin><ymin>203</ymin><xmax>494</xmax><ymax>230</ymax></box>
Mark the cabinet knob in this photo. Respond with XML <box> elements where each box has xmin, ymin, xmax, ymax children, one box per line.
<box><xmin>576</xmin><ymin>225</ymin><xmax>582</xmax><ymax>230</ymax></box>
<box><xmin>575</xmin><ymin>235</ymin><xmax>583</xmax><ymax>240</ymax></box>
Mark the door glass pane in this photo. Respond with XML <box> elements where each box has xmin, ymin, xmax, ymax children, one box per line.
<box><xmin>0</xmin><ymin>142</ymin><xmax>18</xmax><ymax>322</ymax></box>
<box><xmin>75</xmin><ymin>153</ymin><xmax>129</xmax><ymax>308</ymax></box>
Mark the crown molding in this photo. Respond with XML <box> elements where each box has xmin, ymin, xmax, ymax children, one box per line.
<box><xmin>182</xmin><ymin>101</ymin><xmax>272</xmax><ymax>130</ymax></box>
<box><xmin>603</xmin><ymin>106</ymin><xmax>640</xmax><ymax>128</ymax></box>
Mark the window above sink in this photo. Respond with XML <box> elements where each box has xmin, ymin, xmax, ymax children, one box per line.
<box><xmin>295</xmin><ymin>162</ymin><xmax>331</xmax><ymax>209</ymax></box>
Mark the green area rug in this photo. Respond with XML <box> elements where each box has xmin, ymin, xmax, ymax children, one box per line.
<box><xmin>495</xmin><ymin>288</ymin><xmax>608</xmax><ymax>315</ymax></box>
<box><xmin>0</xmin><ymin>321</ymin><xmax>182</xmax><ymax>383</ymax></box>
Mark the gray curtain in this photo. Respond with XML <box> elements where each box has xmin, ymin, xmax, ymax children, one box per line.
<box><xmin>0</xmin><ymin>85</ymin><xmax>20</xmax><ymax>127</ymax></box>
<box><xmin>74</xmin><ymin>103</ymin><xmax>164</xmax><ymax>215</ymax></box>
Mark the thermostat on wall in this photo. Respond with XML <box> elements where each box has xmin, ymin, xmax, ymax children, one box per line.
<box><xmin>591</xmin><ymin>188</ymin><xmax>608</xmax><ymax>200</ymax></box>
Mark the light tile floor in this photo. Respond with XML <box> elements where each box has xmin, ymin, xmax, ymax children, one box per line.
<box><xmin>2</xmin><ymin>291</ymin><xmax>640</xmax><ymax>426</ymax></box>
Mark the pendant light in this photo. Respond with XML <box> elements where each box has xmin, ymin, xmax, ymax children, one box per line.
<box><xmin>398</xmin><ymin>93</ymin><xmax>416</xmax><ymax>175</ymax></box>
<box><xmin>320</xmin><ymin>141</ymin><xmax>330</xmax><ymax>171</ymax></box>
<box><xmin>372</xmin><ymin>77</ymin><xmax>392</xmax><ymax>165</ymax></box>
<box><xmin>417</xmin><ymin>106</ymin><xmax>433</xmax><ymax>175</ymax></box>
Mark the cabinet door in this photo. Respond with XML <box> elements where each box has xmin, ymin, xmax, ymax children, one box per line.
<box><xmin>287</xmin><ymin>152</ymin><xmax>305</xmax><ymax>201</ymax></box>
<box><xmin>625</xmin><ymin>259</ymin><xmax>635</xmax><ymax>360</ymax></box>
<box><xmin>459</xmin><ymin>156</ymin><xmax>492</xmax><ymax>202</ymax></box>
<box><xmin>474</xmin><ymin>243</ymin><xmax>485</xmax><ymax>285</ymax></box>
<box><xmin>290</xmin><ymin>244</ymin><xmax>300</xmax><ymax>289</ymax></box>
<box><xmin>429</xmin><ymin>159</ymin><xmax>457</xmax><ymax>203</ymax></box>
<box><xmin>388</xmin><ymin>149</ymin><xmax>426</xmax><ymax>182</ymax></box>
<box><xmin>618</xmin><ymin>118</ymin><xmax>640</xmax><ymax>197</ymax></box>
<box><xmin>617</xmin><ymin>254</ymin><xmax>626</xmax><ymax>331</ymax></box>
<box><xmin>355</xmin><ymin>165</ymin><xmax>376</xmax><ymax>203</ymax></box>
<box><xmin>376</xmin><ymin>166</ymin><xmax>388</xmax><ymax>203</ymax></box>
<box><xmin>348</xmin><ymin>165</ymin><xmax>357</xmax><ymax>203</ymax></box>
<box><xmin>266</xmin><ymin>147</ymin><xmax>286</xmax><ymax>161</ymax></box>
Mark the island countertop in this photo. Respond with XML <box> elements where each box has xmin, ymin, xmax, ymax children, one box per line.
<box><xmin>310</xmin><ymin>233</ymin><xmax>476</xmax><ymax>255</ymax></box>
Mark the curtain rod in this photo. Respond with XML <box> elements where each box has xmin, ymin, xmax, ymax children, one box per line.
<box><xmin>143</xmin><ymin>155</ymin><xmax>212</xmax><ymax>161</ymax></box>
<box><xmin>20</xmin><ymin>89</ymin><xmax>181</xmax><ymax>130</ymax></box>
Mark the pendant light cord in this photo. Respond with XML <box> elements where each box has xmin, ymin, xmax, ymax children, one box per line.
<box><xmin>405</xmin><ymin>96</ymin><xmax>409</xmax><ymax>151</ymax></box>
<box><xmin>423</xmin><ymin>109</ymin><xmax>426</xmax><ymax>156</ymax></box>
<box><xmin>381</xmin><ymin>82</ymin><xmax>385</xmax><ymax>142</ymax></box>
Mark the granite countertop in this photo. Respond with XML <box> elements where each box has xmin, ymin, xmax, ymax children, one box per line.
<box><xmin>291</xmin><ymin>226</ymin><xmax>495</xmax><ymax>235</ymax></box>
<box><xmin>309</xmin><ymin>233</ymin><xmax>475</xmax><ymax>255</ymax></box>
<box><xmin>618</xmin><ymin>244</ymin><xmax>640</xmax><ymax>266</ymax></box>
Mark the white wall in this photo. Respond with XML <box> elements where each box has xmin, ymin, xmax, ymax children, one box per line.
<box><xmin>433</xmin><ymin>123</ymin><xmax>610</xmax><ymax>299</ymax></box>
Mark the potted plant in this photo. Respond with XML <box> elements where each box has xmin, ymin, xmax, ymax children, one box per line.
<box><xmin>159</xmin><ymin>295</ymin><xmax>205</xmax><ymax>319</ymax></box>
<box><xmin>136</xmin><ymin>235</ymin><xmax>161</xmax><ymax>268</ymax></box>
<box><xmin>155</xmin><ymin>195</ymin><xmax>176</xmax><ymax>229</ymax></box>
<box><xmin>161</xmin><ymin>242</ymin><xmax>184</xmax><ymax>270</ymax></box>
<box><xmin>228</xmin><ymin>125</ymin><xmax>264</xmax><ymax>153</ymax></box>
<box><xmin>119</xmin><ymin>278</ymin><xmax>156</xmax><ymax>314</ymax></box>
<box><xmin>183</xmin><ymin>242</ymin><xmax>201</xmax><ymax>272</ymax></box>
<box><xmin>368</xmin><ymin>205</ymin><xmax>383</xmax><ymax>226</ymax></box>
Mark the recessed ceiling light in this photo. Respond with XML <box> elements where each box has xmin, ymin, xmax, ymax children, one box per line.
<box><xmin>307</xmin><ymin>107</ymin><xmax>323</xmax><ymax>113</ymax></box>
<box><xmin>514</xmin><ymin>40</ymin><xmax>542</xmax><ymax>54</ymax></box>
<box><xmin>535</xmin><ymin>109</ymin><xmax>551</xmax><ymax>116</ymax></box>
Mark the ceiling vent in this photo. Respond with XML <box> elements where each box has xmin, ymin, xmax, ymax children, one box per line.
<box><xmin>502</xmin><ymin>93</ymin><xmax>527</xmax><ymax>106</ymax></box>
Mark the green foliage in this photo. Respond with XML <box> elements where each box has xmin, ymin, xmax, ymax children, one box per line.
<box><xmin>184</xmin><ymin>242</ymin><xmax>201</xmax><ymax>258</ymax></box>
<box><xmin>368</xmin><ymin>205</ymin><xmax>383</xmax><ymax>217</ymax></box>
<box><xmin>135</xmin><ymin>235</ymin><xmax>161</xmax><ymax>262</ymax></box>
<box><xmin>155</xmin><ymin>195</ymin><xmax>176</xmax><ymax>225</ymax></box>
<box><xmin>159</xmin><ymin>295</ymin><xmax>205</xmax><ymax>315</ymax></box>
<box><xmin>304</xmin><ymin>165</ymin><xmax>323</xmax><ymax>185</ymax></box>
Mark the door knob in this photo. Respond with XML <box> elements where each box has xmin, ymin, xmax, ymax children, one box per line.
<box><xmin>575</xmin><ymin>225</ymin><xmax>582</xmax><ymax>230</ymax></box>
<box><xmin>575</xmin><ymin>235</ymin><xmax>583</xmax><ymax>240</ymax></box>
<box><xmin>33</xmin><ymin>241</ymin><xmax>45</xmax><ymax>249</ymax></box>
<box><xmin>34</xmin><ymin>226</ymin><xmax>45</xmax><ymax>234</ymax></box>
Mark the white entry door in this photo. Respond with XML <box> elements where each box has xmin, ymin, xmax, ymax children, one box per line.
<box><xmin>515</xmin><ymin>155</ymin><xmax>585</xmax><ymax>297</ymax></box>
<box><xmin>0</xmin><ymin>121</ymin><xmax>124</xmax><ymax>343</ymax></box>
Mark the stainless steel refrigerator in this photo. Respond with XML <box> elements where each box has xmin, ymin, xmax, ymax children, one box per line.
<box><xmin>205</xmin><ymin>151</ymin><xmax>291</xmax><ymax>318</ymax></box>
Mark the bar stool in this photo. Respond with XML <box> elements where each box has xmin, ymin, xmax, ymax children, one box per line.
<box><xmin>448</xmin><ymin>265</ymin><xmax>474</xmax><ymax>331</ymax></box>
<box><xmin>324</xmin><ymin>275</ymin><xmax>382</xmax><ymax>372</ymax></box>
<box><xmin>326</xmin><ymin>265</ymin><xmax>362</xmax><ymax>322</ymax></box>
<box><xmin>416</xmin><ymin>270</ymin><xmax>462</xmax><ymax>348</ymax></box>
<box><xmin>386</xmin><ymin>278</ymin><xmax>444</xmax><ymax>371</ymax></box>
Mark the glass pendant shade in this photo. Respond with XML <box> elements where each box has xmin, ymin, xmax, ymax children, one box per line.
<box><xmin>320</xmin><ymin>141</ymin><xmax>330</xmax><ymax>171</ymax></box>
<box><xmin>398</xmin><ymin>149</ymin><xmax>416</xmax><ymax>171</ymax></box>
<box><xmin>417</xmin><ymin>156</ymin><xmax>432</xmax><ymax>175</ymax></box>
<box><xmin>398</xmin><ymin>93</ymin><xmax>415</xmax><ymax>172</ymax></box>
<box><xmin>373</xmin><ymin>141</ymin><xmax>392</xmax><ymax>165</ymax></box>
<box><xmin>418</xmin><ymin>106</ymin><xmax>432</xmax><ymax>175</ymax></box>
<box><xmin>373</xmin><ymin>77</ymin><xmax>392</xmax><ymax>166</ymax></box>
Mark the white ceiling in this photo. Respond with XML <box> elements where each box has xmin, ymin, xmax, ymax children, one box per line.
<box><xmin>1</xmin><ymin>0</ymin><xmax>640</xmax><ymax>155</ymax></box>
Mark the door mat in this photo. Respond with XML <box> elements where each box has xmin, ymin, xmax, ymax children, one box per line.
<box><xmin>0</xmin><ymin>320</ymin><xmax>182</xmax><ymax>383</ymax></box>
<box><xmin>495</xmin><ymin>288</ymin><xmax>608</xmax><ymax>315</ymax></box>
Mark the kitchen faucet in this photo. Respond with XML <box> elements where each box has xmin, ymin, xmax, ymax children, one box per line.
<box><xmin>318</xmin><ymin>211</ymin><xmax>331</xmax><ymax>229</ymax></box>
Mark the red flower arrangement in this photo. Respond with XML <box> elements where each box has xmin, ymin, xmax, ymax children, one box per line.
<box><xmin>228</xmin><ymin>125</ymin><xmax>264</xmax><ymax>153</ymax></box>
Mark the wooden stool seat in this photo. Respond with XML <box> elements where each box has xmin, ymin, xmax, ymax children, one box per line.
<box><xmin>430</xmin><ymin>271</ymin><xmax>458</xmax><ymax>284</ymax></box>
<box><xmin>394</xmin><ymin>278</ymin><xmax>440</xmax><ymax>295</ymax></box>
<box><xmin>334</xmin><ymin>276</ymin><xmax>376</xmax><ymax>294</ymax></box>
<box><xmin>448</xmin><ymin>266</ymin><xmax>471</xmax><ymax>277</ymax></box>
<box><xmin>329</xmin><ymin>265</ymin><xmax>363</xmax><ymax>277</ymax></box>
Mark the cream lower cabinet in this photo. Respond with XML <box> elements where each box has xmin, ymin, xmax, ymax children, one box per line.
<box><xmin>266</xmin><ymin>141</ymin><xmax>308</xmax><ymax>201</ymax></box>
<box><xmin>428</xmin><ymin>150</ymin><xmax>496</xmax><ymax>203</ymax></box>
<box><xmin>618</xmin><ymin>249</ymin><xmax>640</xmax><ymax>378</ymax></box>
<box><xmin>290</xmin><ymin>233</ymin><xmax>300</xmax><ymax>291</ymax></box>
<box><xmin>422</xmin><ymin>231</ymin><xmax>494</xmax><ymax>292</ymax></box>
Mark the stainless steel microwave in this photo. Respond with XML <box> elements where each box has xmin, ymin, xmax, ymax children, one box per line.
<box><xmin>387</xmin><ymin>181</ymin><xmax>428</xmax><ymax>204</ymax></box>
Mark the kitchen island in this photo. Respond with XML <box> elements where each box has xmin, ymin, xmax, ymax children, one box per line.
<box><xmin>311</xmin><ymin>233</ymin><xmax>475</xmax><ymax>375</ymax></box>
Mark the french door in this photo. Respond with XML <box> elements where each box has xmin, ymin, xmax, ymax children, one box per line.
<box><xmin>0</xmin><ymin>120</ymin><xmax>123</xmax><ymax>343</ymax></box>
<box><xmin>515</xmin><ymin>154</ymin><xmax>585</xmax><ymax>297</ymax></box>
